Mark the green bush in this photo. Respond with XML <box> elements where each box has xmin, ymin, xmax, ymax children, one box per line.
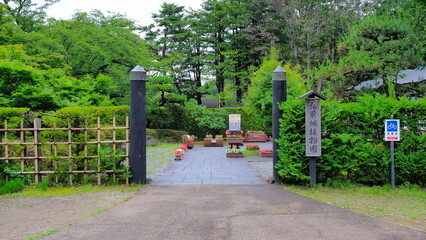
<box><xmin>213</xmin><ymin>107</ymin><xmax>261</xmax><ymax>135</ymax></box>
<box><xmin>146</xmin><ymin>129</ymin><xmax>159</xmax><ymax>139</ymax></box>
<box><xmin>0</xmin><ymin>107</ymin><xmax>31</xmax><ymax>127</ymax></box>
<box><xmin>0</xmin><ymin>179</ymin><xmax>24</xmax><ymax>195</ymax></box>
<box><xmin>44</xmin><ymin>106</ymin><xmax>130</xmax><ymax>127</ymax></box>
<box><xmin>276</xmin><ymin>94</ymin><xmax>426</xmax><ymax>186</ymax></box>
<box><xmin>155</xmin><ymin>129</ymin><xmax>188</xmax><ymax>141</ymax></box>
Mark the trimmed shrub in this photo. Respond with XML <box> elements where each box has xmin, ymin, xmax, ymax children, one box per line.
<box><xmin>155</xmin><ymin>129</ymin><xmax>188</xmax><ymax>141</ymax></box>
<box><xmin>276</xmin><ymin>94</ymin><xmax>426</xmax><ymax>186</ymax></box>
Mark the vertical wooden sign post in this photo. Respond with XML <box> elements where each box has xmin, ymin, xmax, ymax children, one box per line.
<box><xmin>299</xmin><ymin>91</ymin><xmax>327</xmax><ymax>188</ymax></box>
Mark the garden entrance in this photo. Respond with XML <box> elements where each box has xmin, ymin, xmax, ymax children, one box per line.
<box><xmin>129</xmin><ymin>66</ymin><xmax>287</xmax><ymax>184</ymax></box>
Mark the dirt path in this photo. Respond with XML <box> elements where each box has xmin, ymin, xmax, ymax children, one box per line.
<box><xmin>0</xmin><ymin>190</ymin><xmax>138</xmax><ymax>240</ymax></box>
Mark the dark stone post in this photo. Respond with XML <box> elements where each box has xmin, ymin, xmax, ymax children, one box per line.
<box><xmin>130</xmin><ymin>66</ymin><xmax>147</xmax><ymax>184</ymax></box>
<box><xmin>272</xmin><ymin>66</ymin><xmax>286</xmax><ymax>182</ymax></box>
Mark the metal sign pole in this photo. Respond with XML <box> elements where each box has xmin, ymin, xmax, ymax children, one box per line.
<box><xmin>390</xmin><ymin>141</ymin><xmax>395</xmax><ymax>188</ymax></box>
<box><xmin>384</xmin><ymin>119</ymin><xmax>399</xmax><ymax>188</ymax></box>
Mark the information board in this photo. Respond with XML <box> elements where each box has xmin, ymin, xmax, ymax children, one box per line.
<box><xmin>385</xmin><ymin>119</ymin><xmax>400</xmax><ymax>141</ymax></box>
<box><xmin>229</xmin><ymin>114</ymin><xmax>241</xmax><ymax>131</ymax></box>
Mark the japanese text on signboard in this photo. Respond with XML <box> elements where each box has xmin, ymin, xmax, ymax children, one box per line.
<box><xmin>229</xmin><ymin>114</ymin><xmax>241</xmax><ymax>131</ymax></box>
<box><xmin>305</xmin><ymin>98</ymin><xmax>321</xmax><ymax>156</ymax></box>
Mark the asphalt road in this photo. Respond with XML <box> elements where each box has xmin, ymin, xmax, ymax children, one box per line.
<box><xmin>42</xmin><ymin>184</ymin><xmax>425</xmax><ymax>240</ymax></box>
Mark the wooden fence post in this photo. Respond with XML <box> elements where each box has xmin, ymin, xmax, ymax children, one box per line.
<box><xmin>34</xmin><ymin>118</ymin><xmax>42</xmax><ymax>184</ymax></box>
<box><xmin>0</xmin><ymin>121</ymin><xmax>4</xmax><ymax>181</ymax></box>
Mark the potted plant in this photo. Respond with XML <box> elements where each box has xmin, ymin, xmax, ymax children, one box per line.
<box><xmin>259</xmin><ymin>149</ymin><xmax>273</xmax><ymax>158</ymax></box>
<box><xmin>246</xmin><ymin>145</ymin><xmax>260</xmax><ymax>150</ymax></box>
<box><xmin>174</xmin><ymin>149</ymin><xmax>185</xmax><ymax>160</ymax></box>
<box><xmin>226</xmin><ymin>134</ymin><xmax>244</xmax><ymax>144</ymax></box>
<box><xmin>187</xmin><ymin>139</ymin><xmax>194</xmax><ymax>149</ymax></box>
<box><xmin>203</xmin><ymin>134</ymin><xmax>224</xmax><ymax>147</ymax></box>
<box><xmin>244</xmin><ymin>130</ymin><xmax>268</xmax><ymax>142</ymax></box>
<box><xmin>226</xmin><ymin>147</ymin><xmax>244</xmax><ymax>158</ymax></box>
<box><xmin>182</xmin><ymin>135</ymin><xmax>195</xmax><ymax>149</ymax></box>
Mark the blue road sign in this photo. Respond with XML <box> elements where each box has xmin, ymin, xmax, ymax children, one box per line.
<box><xmin>385</xmin><ymin>119</ymin><xmax>400</xmax><ymax>141</ymax></box>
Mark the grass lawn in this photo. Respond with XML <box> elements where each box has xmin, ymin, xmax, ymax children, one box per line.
<box><xmin>283</xmin><ymin>184</ymin><xmax>426</xmax><ymax>231</ymax></box>
<box><xmin>0</xmin><ymin>184</ymin><xmax>141</xmax><ymax>198</ymax></box>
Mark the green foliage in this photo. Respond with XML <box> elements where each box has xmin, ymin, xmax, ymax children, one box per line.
<box><xmin>315</xmin><ymin>14</ymin><xmax>425</xmax><ymax>100</ymax></box>
<box><xmin>0</xmin><ymin>179</ymin><xmax>24</xmax><ymax>195</ymax></box>
<box><xmin>146</xmin><ymin>129</ymin><xmax>159</xmax><ymax>139</ymax></box>
<box><xmin>213</xmin><ymin>107</ymin><xmax>259</xmax><ymax>134</ymax></box>
<box><xmin>276</xmin><ymin>94</ymin><xmax>426</xmax><ymax>186</ymax></box>
<box><xmin>275</xmin><ymin>99</ymin><xmax>308</xmax><ymax>182</ymax></box>
<box><xmin>0</xmin><ymin>58</ymin><xmax>117</xmax><ymax>110</ymax></box>
<box><xmin>244</xmin><ymin>48</ymin><xmax>306</xmax><ymax>135</ymax></box>
<box><xmin>154</xmin><ymin>129</ymin><xmax>188</xmax><ymax>141</ymax></box>
<box><xmin>37</xmin><ymin>178</ymin><xmax>49</xmax><ymax>191</ymax></box>
<box><xmin>44</xmin><ymin>106</ymin><xmax>130</xmax><ymax>127</ymax></box>
<box><xmin>0</xmin><ymin>107</ymin><xmax>29</xmax><ymax>122</ymax></box>
<box><xmin>195</xmin><ymin>107</ymin><xmax>227</xmax><ymax>137</ymax></box>
<box><xmin>146</xmin><ymin>75</ymin><xmax>188</xmax><ymax>130</ymax></box>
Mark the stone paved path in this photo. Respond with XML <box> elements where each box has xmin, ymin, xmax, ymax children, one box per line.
<box><xmin>152</xmin><ymin>142</ymin><xmax>272</xmax><ymax>185</ymax></box>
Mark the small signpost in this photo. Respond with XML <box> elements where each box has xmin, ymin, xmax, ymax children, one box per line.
<box><xmin>229</xmin><ymin>114</ymin><xmax>241</xmax><ymax>131</ymax></box>
<box><xmin>385</xmin><ymin>119</ymin><xmax>400</xmax><ymax>188</ymax></box>
<box><xmin>299</xmin><ymin>91</ymin><xmax>327</xmax><ymax>188</ymax></box>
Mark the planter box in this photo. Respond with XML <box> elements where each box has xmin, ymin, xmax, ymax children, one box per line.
<box><xmin>203</xmin><ymin>138</ymin><xmax>224</xmax><ymax>147</ymax></box>
<box><xmin>246</xmin><ymin>147</ymin><xmax>260</xmax><ymax>151</ymax></box>
<box><xmin>226</xmin><ymin>152</ymin><xmax>244</xmax><ymax>158</ymax></box>
<box><xmin>244</xmin><ymin>133</ymin><xmax>268</xmax><ymax>142</ymax></box>
<box><xmin>260</xmin><ymin>152</ymin><xmax>273</xmax><ymax>158</ymax></box>
<box><xmin>175</xmin><ymin>155</ymin><xmax>184</xmax><ymax>161</ymax></box>
<box><xmin>226</xmin><ymin>138</ymin><xmax>244</xmax><ymax>144</ymax></box>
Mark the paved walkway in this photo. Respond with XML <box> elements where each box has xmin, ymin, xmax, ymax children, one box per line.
<box><xmin>152</xmin><ymin>142</ymin><xmax>272</xmax><ymax>185</ymax></box>
<box><xmin>42</xmin><ymin>141</ymin><xmax>426</xmax><ymax>240</ymax></box>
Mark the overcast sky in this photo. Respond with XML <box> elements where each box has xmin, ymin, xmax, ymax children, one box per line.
<box><xmin>36</xmin><ymin>0</ymin><xmax>204</xmax><ymax>26</ymax></box>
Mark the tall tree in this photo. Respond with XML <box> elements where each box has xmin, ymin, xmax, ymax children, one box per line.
<box><xmin>1</xmin><ymin>0</ymin><xmax>59</xmax><ymax>32</ymax></box>
<box><xmin>43</xmin><ymin>11</ymin><xmax>151</xmax><ymax>103</ymax></box>
<box><xmin>314</xmin><ymin>14</ymin><xmax>424</xmax><ymax>100</ymax></box>
<box><xmin>198</xmin><ymin>0</ymin><xmax>254</xmax><ymax>104</ymax></box>
<box><xmin>250</xmin><ymin>0</ymin><xmax>373</xmax><ymax>71</ymax></box>
<box><xmin>145</xmin><ymin>2</ymin><xmax>190</xmax><ymax>95</ymax></box>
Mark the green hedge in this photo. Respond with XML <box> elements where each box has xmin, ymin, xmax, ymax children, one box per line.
<box><xmin>44</xmin><ymin>106</ymin><xmax>130</xmax><ymax>126</ymax></box>
<box><xmin>276</xmin><ymin>94</ymin><xmax>426</xmax><ymax>186</ymax></box>
<box><xmin>155</xmin><ymin>129</ymin><xmax>188</xmax><ymax>141</ymax></box>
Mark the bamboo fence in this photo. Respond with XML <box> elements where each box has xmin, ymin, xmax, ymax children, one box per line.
<box><xmin>0</xmin><ymin>117</ymin><xmax>130</xmax><ymax>185</ymax></box>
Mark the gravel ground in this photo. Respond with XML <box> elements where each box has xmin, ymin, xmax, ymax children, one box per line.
<box><xmin>0</xmin><ymin>146</ymin><xmax>175</xmax><ymax>240</ymax></box>
<box><xmin>249</xmin><ymin>160</ymin><xmax>274</xmax><ymax>182</ymax></box>
<box><xmin>0</xmin><ymin>190</ymin><xmax>137</xmax><ymax>240</ymax></box>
